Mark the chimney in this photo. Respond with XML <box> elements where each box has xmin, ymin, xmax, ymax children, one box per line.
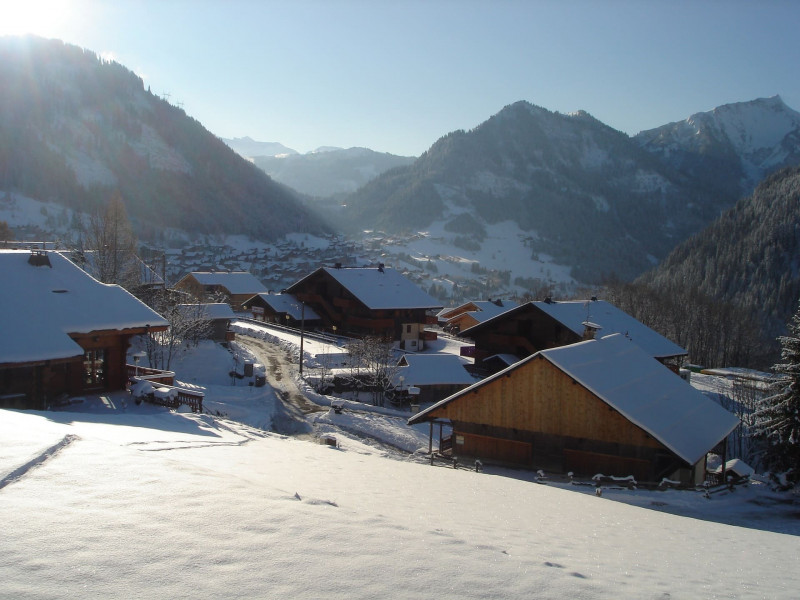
<box><xmin>378</xmin><ymin>263</ymin><xmax>385</xmax><ymax>273</ymax></box>
<box><xmin>28</xmin><ymin>250</ymin><xmax>51</xmax><ymax>268</ymax></box>
<box><xmin>334</xmin><ymin>262</ymin><xmax>342</xmax><ymax>269</ymax></box>
<box><xmin>581</xmin><ymin>321</ymin><xmax>601</xmax><ymax>340</ymax></box>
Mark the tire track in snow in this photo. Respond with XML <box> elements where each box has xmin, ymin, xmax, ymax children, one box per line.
<box><xmin>0</xmin><ymin>434</ymin><xmax>79</xmax><ymax>491</ymax></box>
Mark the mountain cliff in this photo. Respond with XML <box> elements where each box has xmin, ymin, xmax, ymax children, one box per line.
<box><xmin>635</xmin><ymin>96</ymin><xmax>800</xmax><ymax>200</ymax></box>
<box><xmin>0</xmin><ymin>36</ymin><xmax>328</xmax><ymax>240</ymax></box>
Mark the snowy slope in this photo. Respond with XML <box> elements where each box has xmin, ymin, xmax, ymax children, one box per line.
<box><xmin>2</xmin><ymin>406</ymin><xmax>800</xmax><ymax>600</ymax></box>
<box><xmin>636</xmin><ymin>95</ymin><xmax>800</xmax><ymax>193</ymax></box>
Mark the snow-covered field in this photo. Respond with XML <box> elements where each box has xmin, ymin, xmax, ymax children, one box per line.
<box><xmin>3</xmin><ymin>333</ymin><xmax>800</xmax><ymax>599</ymax></box>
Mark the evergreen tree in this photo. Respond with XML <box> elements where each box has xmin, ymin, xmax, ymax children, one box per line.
<box><xmin>753</xmin><ymin>300</ymin><xmax>800</xmax><ymax>478</ymax></box>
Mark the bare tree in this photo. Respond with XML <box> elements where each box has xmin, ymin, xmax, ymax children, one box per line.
<box><xmin>143</xmin><ymin>294</ymin><xmax>212</xmax><ymax>371</ymax></box>
<box><xmin>0</xmin><ymin>220</ymin><xmax>13</xmax><ymax>242</ymax></box>
<box><xmin>83</xmin><ymin>193</ymin><xmax>139</xmax><ymax>287</ymax></box>
<box><xmin>344</xmin><ymin>336</ymin><xmax>400</xmax><ymax>406</ymax></box>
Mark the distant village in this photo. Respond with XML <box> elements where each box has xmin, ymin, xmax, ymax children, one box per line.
<box><xmin>139</xmin><ymin>230</ymin><xmax>567</xmax><ymax>307</ymax></box>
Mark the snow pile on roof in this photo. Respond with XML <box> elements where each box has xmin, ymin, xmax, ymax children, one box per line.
<box><xmin>541</xmin><ymin>334</ymin><xmax>739</xmax><ymax>465</ymax></box>
<box><xmin>320</xmin><ymin>266</ymin><xmax>442</xmax><ymax>310</ymax></box>
<box><xmin>188</xmin><ymin>271</ymin><xmax>268</xmax><ymax>295</ymax></box>
<box><xmin>394</xmin><ymin>354</ymin><xmax>475</xmax><ymax>387</ymax></box>
<box><xmin>0</xmin><ymin>250</ymin><xmax>168</xmax><ymax>364</ymax></box>
<box><xmin>534</xmin><ymin>299</ymin><xmax>687</xmax><ymax>358</ymax></box>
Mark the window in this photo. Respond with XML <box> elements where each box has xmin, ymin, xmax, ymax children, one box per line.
<box><xmin>83</xmin><ymin>349</ymin><xmax>106</xmax><ymax>388</ymax></box>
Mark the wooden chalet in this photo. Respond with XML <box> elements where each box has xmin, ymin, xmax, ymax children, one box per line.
<box><xmin>242</xmin><ymin>292</ymin><xmax>322</xmax><ymax>327</ymax></box>
<box><xmin>285</xmin><ymin>265</ymin><xmax>442</xmax><ymax>348</ymax></box>
<box><xmin>459</xmin><ymin>298</ymin><xmax>687</xmax><ymax>374</ymax></box>
<box><xmin>409</xmin><ymin>334</ymin><xmax>739</xmax><ymax>484</ymax></box>
<box><xmin>438</xmin><ymin>299</ymin><xmax>518</xmax><ymax>333</ymax></box>
<box><xmin>174</xmin><ymin>271</ymin><xmax>268</xmax><ymax>312</ymax></box>
<box><xmin>0</xmin><ymin>250</ymin><xmax>169</xmax><ymax>410</ymax></box>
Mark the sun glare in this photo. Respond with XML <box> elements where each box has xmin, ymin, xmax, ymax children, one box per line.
<box><xmin>0</xmin><ymin>0</ymin><xmax>71</xmax><ymax>37</ymax></box>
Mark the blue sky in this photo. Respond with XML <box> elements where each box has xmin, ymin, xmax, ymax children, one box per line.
<box><xmin>3</xmin><ymin>0</ymin><xmax>799</xmax><ymax>156</ymax></box>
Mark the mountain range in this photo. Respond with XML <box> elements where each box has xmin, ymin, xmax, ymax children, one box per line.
<box><xmin>221</xmin><ymin>139</ymin><xmax>416</xmax><ymax>199</ymax></box>
<box><xmin>0</xmin><ymin>36</ymin><xmax>328</xmax><ymax>241</ymax></box>
<box><xmin>2</xmin><ymin>34</ymin><xmax>799</xmax><ymax>326</ymax></box>
<box><xmin>334</xmin><ymin>97</ymin><xmax>800</xmax><ymax>283</ymax></box>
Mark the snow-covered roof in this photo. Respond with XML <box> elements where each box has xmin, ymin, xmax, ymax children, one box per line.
<box><xmin>394</xmin><ymin>354</ymin><xmax>475</xmax><ymax>387</ymax></box>
<box><xmin>411</xmin><ymin>334</ymin><xmax>738</xmax><ymax>466</ymax></box>
<box><xmin>483</xmin><ymin>353</ymin><xmax>520</xmax><ymax>367</ymax></box>
<box><xmin>442</xmin><ymin>299</ymin><xmax>519</xmax><ymax>324</ymax></box>
<box><xmin>248</xmin><ymin>293</ymin><xmax>321</xmax><ymax>321</ymax></box>
<box><xmin>187</xmin><ymin>271</ymin><xmax>268</xmax><ymax>295</ymax></box>
<box><xmin>539</xmin><ymin>334</ymin><xmax>738</xmax><ymax>465</ymax></box>
<box><xmin>294</xmin><ymin>267</ymin><xmax>442</xmax><ymax>310</ymax></box>
<box><xmin>0</xmin><ymin>250</ymin><xmax>168</xmax><ymax>365</ymax></box>
<box><xmin>532</xmin><ymin>300</ymin><xmax>687</xmax><ymax>358</ymax></box>
<box><xmin>177</xmin><ymin>303</ymin><xmax>236</xmax><ymax>320</ymax></box>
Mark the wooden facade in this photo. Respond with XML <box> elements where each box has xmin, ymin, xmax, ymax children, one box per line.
<box><xmin>419</xmin><ymin>355</ymin><xmax>675</xmax><ymax>480</ymax></box>
<box><xmin>174</xmin><ymin>272</ymin><xmax>267</xmax><ymax>312</ymax></box>
<box><xmin>0</xmin><ymin>249</ymin><xmax>170</xmax><ymax>411</ymax></box>
<box><xmin>407</xmin><ymin>329</ymin><xmax>742</xmax><ymax>485</ymax></box>
<box><xmin>461</xmin><ymin>305</ymin><xmax>585</xmax><ymax>367</ymax></box>
<box><xmin>460</xmin><ymin>300</ymin><xmax>687</xmax><ymax>373</ymax></box>
<box><xmin>0</xmin><ymin>326</ymin><xmax>161</xmax><ymax>410</ymax></box>
<box><xmin>286</xmin><ymin>267</ymin><xmax>440</xmax><ymax>342</ymax></box>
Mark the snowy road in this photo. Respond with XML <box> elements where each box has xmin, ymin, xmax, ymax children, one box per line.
<box><xmin>236</xmin><ymin>336</ymin><xmax>324</xmax><ymax>436</ymax></box>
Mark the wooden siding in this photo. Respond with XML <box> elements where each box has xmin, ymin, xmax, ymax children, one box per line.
<box><xmin>454</xmin><ymin>431</ymin><xmax>532</xmax><ymax>464</ymax></box>
<box><xmin>426</xmin><ymin>354</ymin><xmax>675</xmax><ymax>477</ymax></box>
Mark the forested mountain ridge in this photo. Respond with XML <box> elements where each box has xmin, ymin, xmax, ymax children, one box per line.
<box><xmin>637</xmin><ymin>165</ymin><xmax>800</xmax><ymax>337</ymax></box>
<box><xmin>339</xmin><ymin>101</ymin><xmax>729</xmax><ymax>282</ymax></box>
<box><xmin>635</xmin><ymin>96</ymin><xmax>800</xmax><ymax>201</ymax></box>
<box><xmin>0</xmin><ymin>36</ymin><xmax>328</xmax><ymax>241</ymax></box>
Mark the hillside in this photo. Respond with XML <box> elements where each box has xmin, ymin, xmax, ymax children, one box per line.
<box><xmin>0</xmin><ymin>36</ymin><xmax>328</xmax><ymax>241</ymax></box>
<box><xmin>636</xmin><ymin>96</ymin><xmax>800</xmax><ymax>200</ymax></box>
<box><xmin>637</xmin><ymin>165</ymin><xmax>800</xmax><ymax>337</ymax></box>
<box><xmin>251</xmin><ymin>147</ymin><xmax>416</xmax><ymax>198</ymax></box>
<box><xmin>2</xmin><ymin>332</ymin><xmax>800</xmax><ymax>599</ymax></box>
<box><xmin>340</xmin><ymin>101</ymin><xmax>730</xmax><ymax>283</ymax></box>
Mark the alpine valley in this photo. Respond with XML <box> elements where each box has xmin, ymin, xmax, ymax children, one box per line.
<box><xmin>2</xmin><ymin>36</ymin><xmax>800</xmax><ymax>336</ymax></box>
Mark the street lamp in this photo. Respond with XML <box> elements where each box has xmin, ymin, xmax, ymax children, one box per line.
<box><xmin>132</xmin><ymin>351</ymin><xmax>146</xmax><ymax>377</ymax></box>
<box><xmin>299</xmin><ymin>301</ymin><xmax>305</xmax><ymax>376</ymax></box>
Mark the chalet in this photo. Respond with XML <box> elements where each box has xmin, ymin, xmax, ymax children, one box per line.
<box><xmin>438</xmin><ymin>299</ymin><xmax>518</xmax><ymax>333</ymax></box>
<box><xmin>0</xmin><ymin>250</ymin><xmax>169</xmax><ymax>410</ymax></box>
<box><xmin>242</xmin><ymin>292</ymin><xmax>322</xmax><ymax>327</ymax></box>
<box><xmin>285</xmin><ymin>265</ymin><xmax>442</xmax><ymax>348</ymax></box>
<box><xmin>392</xmin><ymin>353</ymin><xmax>476</xmax><ymax>404</ymax></box>
<box><xmin>460</xmin><ymin>298</ymin><xmax>687</xmax><ymax>373</ymax></box>
<box><xmin>409</xmin><ymin>334</ymin><xmax>739</xmax><ymax>484</ymax></box>
<box><xmin>174</xmin><ymin>271</ymin><xmax>268</xmax><ymax>312</ymax></box>
<box><xmin>177</xmin><ymin>303</ymin><xmax>236</xmax><ymax>343</ymax></box>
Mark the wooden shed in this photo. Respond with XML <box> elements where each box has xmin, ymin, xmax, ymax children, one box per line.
<box><xmin>409</xmin><ymin>334</ymin><xmax>739</xmax><ymax>484</ymax></box>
